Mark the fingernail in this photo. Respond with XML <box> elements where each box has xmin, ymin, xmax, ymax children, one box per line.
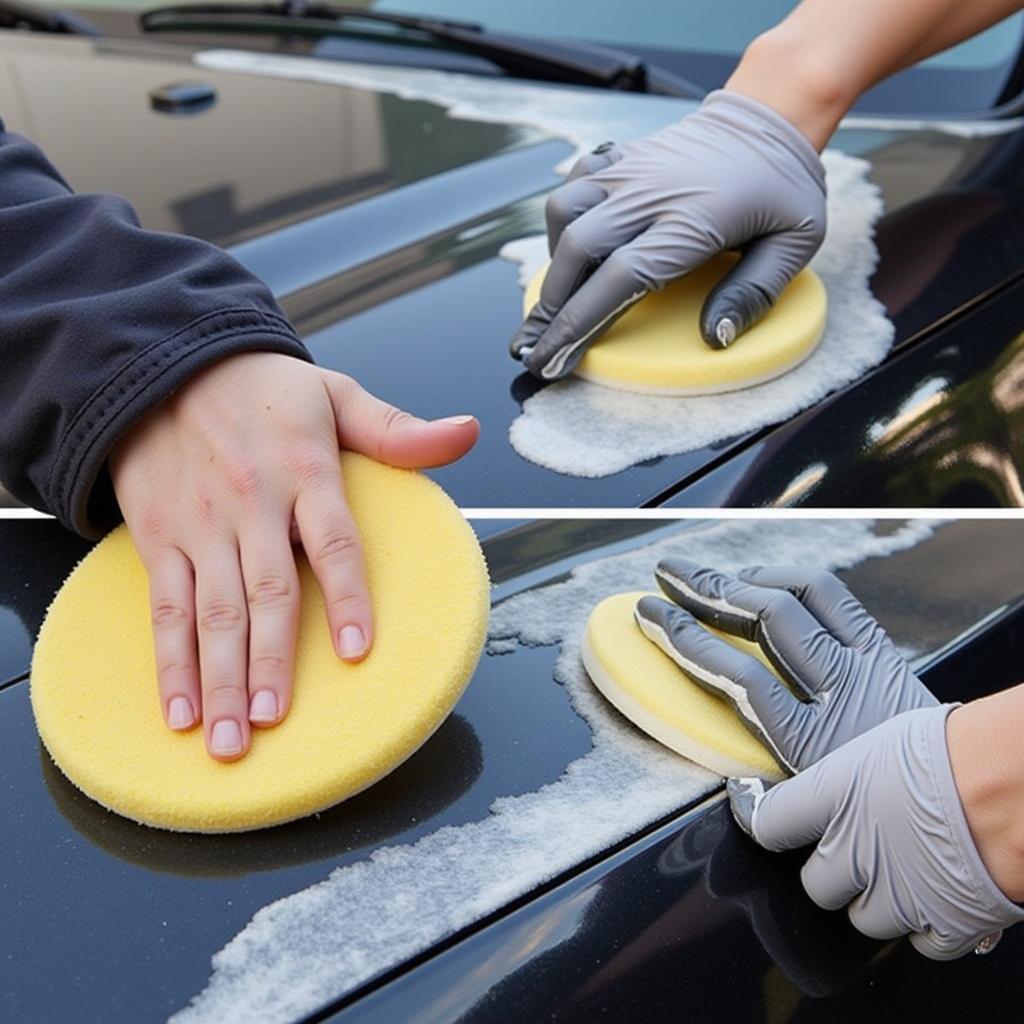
<box><xmin>211</xmin><ymin>719</ymin><xmax>243</xmax><ymax>756</ymax></box>
<box><xmin>249</xmin><ymin>690</ymin><xmax>278</xmax><ymax>724</ymax></box>
<box><xmin>715</xmin><ymin>317</ymin><xmax>737</xmax><ymax>347</ymax></box>
<box><xmin>338</xmin><ymin>624</ymin><xmax>367</xmax><ymax>661</ymax></box>
<box><xmin>435</xmin><ymin>415</ymin><xmax>475</xmax><ymax>426</ymax></box>
<box><xmin>168</xmin><ymin>696</ymin><xmax>194</xmax><ymax>730</ymax></box>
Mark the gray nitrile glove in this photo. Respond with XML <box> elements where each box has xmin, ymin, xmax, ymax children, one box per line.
<box><xmin>728</xmin><ymin>706</ymin><xmax>1024</xmax><ymax>960</ymax></box>
<box><xmin>509</xmin><ymin>90</ymin><xmax>827</xmax><ymax>381</ymax></box>
<box><xmin>634</xmin><ymin>560</ymin><xmax>937</xmax><ymax>774</ymax></box>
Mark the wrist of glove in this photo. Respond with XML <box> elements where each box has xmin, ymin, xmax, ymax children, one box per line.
<box><xmin>510</xmin><ymin>89</ymin><xmax>827</xmax><ymax>380</ymax></box>
<box><xmin>729</xmin><ymin>704</ymin><xmax>1024</xmax><ymax>961</ymax></box>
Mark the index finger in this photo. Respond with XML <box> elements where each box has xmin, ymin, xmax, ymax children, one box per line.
<box><xmin>655</xmin><ymin>558</ymin><xmax>847</xmax><ymax>701</ymax></box>
<box><xmin>635</xmin><ymin>595</ymin><xmax>808</xmax><ymax>773</ymax></box>
<box><xmin>510</xmin><ymin>202</ymin><xmax>641</xmax><ymax>364</ymax></box>
<box><xmin>737</xmin><ymin>566</ymin><xmax>885</xmax><ymax>651</ymax></box>
<box><xmin>292</xmin><ymin>461</ymin><xmax>372</xmax><ymax>663</ymax></box>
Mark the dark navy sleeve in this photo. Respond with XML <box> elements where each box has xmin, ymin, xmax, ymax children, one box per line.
<box><xmin>0</xmin><ymin>121</ymin><xmax>313</xmax><ymax>539</ymax></box>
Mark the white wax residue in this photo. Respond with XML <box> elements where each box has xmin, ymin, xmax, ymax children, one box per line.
<box><xmin>173</xmin><ymin>519</ymin><xmax>936</xmax><ymax>1024</ymax></box>
<box><xmin>504</xmin><ymin>150</ymin><xmax>894</xmax><ymax>477</ymax></box>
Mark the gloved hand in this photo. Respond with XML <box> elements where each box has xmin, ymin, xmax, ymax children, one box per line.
<box><xmin>727</xmin><ymin>706</ymin><xmax>1024</xmax><ymax>960</ymax></box>
<box><xmin>634</xmin><ymin>560</ymin><xmax>937</xmax><ymax>774</ymax></box>
<box><xmin>509</xmin><ymin>90</ymin><xmax>827</xmax><ymax>381</ymax></box>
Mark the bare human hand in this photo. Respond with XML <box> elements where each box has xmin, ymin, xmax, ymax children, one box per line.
<box><xmin>109</xmin><ymin>352</ymin><xmax>478</xmax><ymax>762</ymax></box>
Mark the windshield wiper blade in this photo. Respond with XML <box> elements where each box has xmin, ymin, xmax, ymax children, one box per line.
<box><xmin>139</xmin><ymin>2</ymin><xmax>704</xmax><ymax>97</ymax></box>
<box><xmin>0</xmin><ymin>0</ymin><xmax>101</xmax><ymax>34</ymax></box>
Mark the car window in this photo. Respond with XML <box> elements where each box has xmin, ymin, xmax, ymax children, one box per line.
<box><xmin>373</xmin><ymin>0</ymin><xmax>1024</xmax><ymax>113</ymax></box>
<box><xmin>375</xmin><ymin>0</ymin><xmax>1023</xmax><ymax>73</ymax></box>
<box><xmin>23</xmin><ymin>0</ymin><xmax>1024</xmax><ymax>113</ymax></box>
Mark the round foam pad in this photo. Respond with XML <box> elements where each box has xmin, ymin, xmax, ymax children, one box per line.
<box><xmin>523</xmin><ymin>254</ymin><xmax>826</xmax><ymax>395</ymax></box>
<box><xmin>582</xmin><ymin>591</ymin><xmax>785</xmax><ymax>780</ymax></box>
<box><xmin>31</xmin><ymin>453</ymin><xmax>490</xmax><ymax>833</ymax></box>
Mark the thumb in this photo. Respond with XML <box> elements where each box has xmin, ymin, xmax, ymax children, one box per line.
<box><xmin>728</xmin><ymin>754</ymin><xmax>838</xmax><ymax>853</ymax></box>
<box><xmin>566</xmin><ymin>141</ymin><xmax>622</xmax><ymax>181</ymax></box>
<box><xmin>322</xmin><ymin>370</ymin><xmax>479</xmax><ymax>469</ymax></box>
<box><xmin>699</xmin><ymin>231</ymin><xmax>818</xmax><ymax>349</ymax></box>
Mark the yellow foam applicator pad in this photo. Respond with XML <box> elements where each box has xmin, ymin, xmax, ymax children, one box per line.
<box><xmin>524</xmin><ymin>253</ymin><xmax>826</xmax><ymax>395</ymax></box>
<box><xmin>31</xmin><ymin>453</ymin><xmax>490</xmax><ymax>833</ymax></box>
<box><xmin>582</xmin><ymin>591</ymin><xmax>786</xmax><ymax>780</ymax></box>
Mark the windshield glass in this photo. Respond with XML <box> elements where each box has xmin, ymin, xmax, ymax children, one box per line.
<box><xmin>375</xmin><ymin>0</ymin><xmax>1022</xmax><ymax>71</ymax></box>
<box><xmin>23</xmin><ymin>0</ymin><xmax>1024</xmax><ymax>113</ymax></box>
<box><xmin>369</xmin><ymin>0</ymin><xmax>1024</xmax><ymax>113</ymax></box>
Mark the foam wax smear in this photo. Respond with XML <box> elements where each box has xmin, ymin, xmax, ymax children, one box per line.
<box><xmin>506</xmin><ymin>151</ymin><xmax>892</xmax><ymax>476</ymax></box>
<box><xmin>172</xmin><ymin>519</ymin><xmax>935</xmax><ymax>1024</ymax></box>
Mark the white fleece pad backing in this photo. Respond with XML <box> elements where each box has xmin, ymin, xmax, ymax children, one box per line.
<box><xmin>505</xmin><ymin>151</ymin><xmax>893</xmax><ymax>476</ymax></box>
<box><xmin>172</xmin><ymin>520</ymin><xmax>935</xmax><ymax>1024</ymax></box>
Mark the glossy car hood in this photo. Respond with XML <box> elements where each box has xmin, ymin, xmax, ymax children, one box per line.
<box><xmin>4</xmin><ymin>517</ymin><xmax>1024</xmax><ymax>1023</ymax></box>
<box><xmin>3</xmin><ymin>33</ymin><xmax>1024</xmax><ymax>507</ymax></box>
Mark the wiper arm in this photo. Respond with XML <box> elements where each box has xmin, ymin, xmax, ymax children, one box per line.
<box><xmin>140</xmin><ymin>1</ymin><xmax>704</xmax><ymax>97</ymax></box>
<box><xmin>0</xmin><ymin>0</ymin><xmax>101</xmax><ymax>34</ymax></box>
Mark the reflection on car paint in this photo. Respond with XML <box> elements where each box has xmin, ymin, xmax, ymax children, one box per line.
<box><xmin>866</xmin><ymin>375</ymin><xmax>951</xmax><ymax>446</ymax></box>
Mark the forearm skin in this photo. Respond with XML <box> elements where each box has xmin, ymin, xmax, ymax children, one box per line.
<box><xmin>726</xmin><ymin>0</ymin><xmax>1024</xmax><ymax>149</ymax></box>
<box><xmin>947</xmin><ymin>685</ymin><xmax>1024</xmax><ymax>902</ymax></box>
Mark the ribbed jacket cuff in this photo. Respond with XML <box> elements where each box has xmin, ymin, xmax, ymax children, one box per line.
<box><xmin>50</xmin><ymin>306</ymin><xmax>312</xmax><ymax>538</ymax></box>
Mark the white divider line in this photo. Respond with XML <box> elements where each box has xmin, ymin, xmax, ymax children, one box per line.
<box><xmin>459</xmin><ymin>508</ymin><xmax>1008</xmax><ymax>520</ymax></box>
